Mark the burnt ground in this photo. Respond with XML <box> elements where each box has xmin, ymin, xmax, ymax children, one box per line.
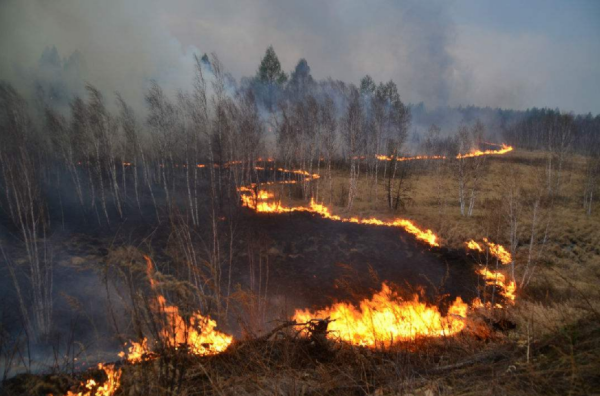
<box><xmin>235</xmin><ymin>211</ymin><xmax>478</xmax><ymax>315</ymax></box>
<box><xmin>0</xmin><ymin>207</ymin><xmax>479</xmax><ymax>368</ymax></box>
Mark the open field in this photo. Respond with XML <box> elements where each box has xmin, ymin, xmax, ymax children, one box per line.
<box><xmin>4</xmin><ymin>149</ymin><xmax>599</xmax><ymax>395</ymax></box>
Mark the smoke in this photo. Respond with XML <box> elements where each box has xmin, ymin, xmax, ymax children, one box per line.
<box><xmin>1</xmin><ymin>0</ymin><xmax>598</xmax><ymax>115</ymax></box>
<box><xmin>0</xmin><ymin>0</ymin><xmax>203</xmax><ymax>112</ymax></box>
<box><xmin>0</xmin><ymin>0</ymin><xmax>463</xmax><ymax>111</ymax></box>
<box><xmin>163</xmin><ymin>0</ymin><xmax>460</xmax><ymax>107</ymax></box>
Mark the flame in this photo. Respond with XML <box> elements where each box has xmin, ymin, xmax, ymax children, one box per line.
<box><xmin>456</xmin><ymin>144</ymin><xmax>513</xmax><ymax>159</ymax></box>
<box><xmin>466</xmin><ymin>238</ymin><xmax>512</xmax><ymax>266</ymax></box>
<box><xmin>257</xmin><ymin>190</ymin><xmax>274</xmax><ymax>200</ymax></box>
<box><xmin>59</xmin><ymin>145</ymin><xmax>518</xmax><ymax>394</ymax></box>
<box><xmin>466</xmin><ymin>240</ymin><xmax>484</xmax><ymax>252</ymax></box>
<box><xmin>276</xmin><ymin>167</ymin><xmax>320</xmax><ymax>180</ymax></box>
<box><xmin>119</xmin><ymin>257</ymin><xmax>233</xmax><ymax>362</ymax></box>
<box><xmin>239</xmin><ymin>164</ymin><xmax>518</xmax><ymax>312</ymax></box>
<box><xmin>146</xmin><ymin>256</ymin><xmax>232</xmax><ymax>356</ymax></box>
<box><xmin>66</xmin><ymin>364</ymin><xmax>121</xmax><ymax>396</ymax></box>
<box><xmin>376</xmin><ymin>154</ymin><xmax>447</xmax><ymax>162</ymax></box>
<box><xmin>482</xmin><ymin>238</ymin><xmax>512</xmax><ymax>265</ymax></box>
<box><xmin>375</xmin><ymin>144</ymin><xmax>513</xmax><ymax>162</ymax></box>
<box><xmin>477</xmin><ymin>268</ymin><xmax>517</xmax><ymax>304</ymax></box>
<box><xmin>240</xmin><ymin>194</ymin><xmax>439</xmax><ymax>247</ymax></box>
<box><xmin>465</xmin><ymin>239</ymin><xmax>515</xmax><ymax>305</ymax></box>
<box><xmin>117</xmin><ymin>338</ymin><xmax>148</xmax><ymax>363</ymax></box>
<box><xmin>293</xmin><ymin>283</ymin><xmax>468</xmax><ymax>346</ymax></box>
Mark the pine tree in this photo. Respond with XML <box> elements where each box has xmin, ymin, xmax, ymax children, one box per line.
<box><xmin>288</xmin><ymin>59</ymin><xmax>314</xmax><ymax>95</ymax></box>
<box><xmin>256</xmin><ymin>46</ymin><xmax>287</xmax><ymax>111</ymax></box>
<box><xmin>257</xmin><ymin>46</ymin><xmax>287</xmax><ymax>85</ymax></box>
<box><xmin>360</xmin><ymin>75</ymin><xmax>376</xmax><ymax>95</ymax></box>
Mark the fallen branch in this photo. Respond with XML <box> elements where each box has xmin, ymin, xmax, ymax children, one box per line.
<box><xmin>426</xmin><ymin>349</ymin><xmax>509</xmax><ymax>374</ymax></box>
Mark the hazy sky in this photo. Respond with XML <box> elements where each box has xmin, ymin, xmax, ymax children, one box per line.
<box><xmin>1</xmin><ymin>0</ymin><xmax>598</xmax><ymax>113</ymax></box>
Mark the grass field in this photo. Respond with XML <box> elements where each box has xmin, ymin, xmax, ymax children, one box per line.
<box><xmin>4</xmin><ymin>149</ymin><xmax>599</xmax><ymax>396</ymax></box>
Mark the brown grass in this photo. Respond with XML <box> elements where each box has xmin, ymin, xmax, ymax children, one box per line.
<box><xmin>3</xmin><ymin>149</ymin><xmax>599</xmax><ymax>396</ymax></box>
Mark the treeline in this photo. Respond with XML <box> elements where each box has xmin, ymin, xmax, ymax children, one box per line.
<box><xmin>2</xmin><ymin>45</ymin><xmax>599</xmax><ymax>236</ymax></box>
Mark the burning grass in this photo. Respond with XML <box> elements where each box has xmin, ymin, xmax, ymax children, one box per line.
<box><xmin>3</xmin><ymin>147</ymin><xmax>599</xmax><ymax>395</ymax></box>
<box><xmin>293</xmin><ymin>283</ymin><xmax>469</xmax><ymax>346</ymax></box>
<box><xmin>6</xmin><ymin>314</ymin><xmax>599</xmax><ymax>395</ymax></box>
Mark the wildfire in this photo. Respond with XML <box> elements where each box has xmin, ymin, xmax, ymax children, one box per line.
<box><xmin>476</xmin><ymin>268</ymin><xmax>517</xmax><ymax>304</ymax></box>
<box><xmin>276</xmin><ymin>167</ymin><xmax>320</xmax><ymax>180</ymax></box>
<box><xmin>455</xmin><ymin>144</ymin><xmax>513</xmax><ymax>159</ymax></box>
<box><xmin>293</xmin><ymin>283</ymin><xmax>468</xmax><ymax>346</ymax></box>
<box><xmin>465</xmin><ymin>239</ymin><xmax>516</xmax><ymax>305</ymax></box>
<box><xmin>119</xmin><ymin>257</ymin><xmax>233</xmax><ymax>362</ymax></box>
<box><xmin>466</xmin><ymin>240</ymin><xmax>484</xmax><ymax>252</ymax></box>
<box><xmin>118</xmin><ymin>338</ymin><xmax>148</xmax><ymax>363</ymax></box>
<box><xmin>375</xmin><ymin>144</ymin><xmax>513</xmax><ymax>162</ymax></box>
<box><xmin>482</xmin><ymin>238</ymin><xmax>512</xmax><ymax>265</ymax></box>
<box><xmin>240</xmin><ymin>158</ymin><xmax>518</xmax><ymax>311</ymax></box>
<box><xmin>257</xmin><ymin>190</ymin><xmax>274</xmax><ymax>199</ymax></box>
<box><xmin>66</xmin><ymin>364</ymin><xmax>122</xmax><ymax>396</ymax></box>
<box><xmin>465</xmin><ymin>238</ymin><xmax>512</xmax><ymax>265</ymax></box>
<box><xmin>60</xmin><ymin>143</ymin><xmax>518</xmax><ymax>395</ymax></box>
<box><xmin>240</xmin><ymin>193</ymin><xmax>439</xmax><ymax>247</ymax></box>
<box><xmin>376</xmin><ymin>154</ymin><xmax>447</xmax><ymax>162</ymax></box>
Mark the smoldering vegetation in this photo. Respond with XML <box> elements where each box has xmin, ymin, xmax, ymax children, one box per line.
<box><xmin>0</xmin><ymin>45</ymin><xmax>599</xmax><ymax>395</ymax></box>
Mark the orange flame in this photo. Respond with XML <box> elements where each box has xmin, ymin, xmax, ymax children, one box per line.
<box><xmin>293</xmin><ymin>283</ymin><xmax>468</xmax><ymax>346</ymax></box>
<box><xmin>465</xmin><ymin>239</ymin><xmax>516</xmax><ymax>305</ymax></box>
<box><xmin>240</xmin><ymin>194</ymin><xmax>439</xmax><ymax>247</ymax></box>
<box><xmin>466</xmin><ymin>238</ymin><xmax>512</xmax><ymax>266</ymax></box>
<box><xmin>455</xmin><ymin>144</ymin><xmax>513</xmax><ymax>159</ymax></box>
<box><xmin>482</xmin><ymin>238</ymin><xmax>512</xmax><ymax>265</ymax></box>
<box><xmin>239</xmin><ymin>160</ymin><xmax>517</xmax><ymax>311</ymax></box>
<box><xmin>477</xmin><ymin>268</ymin><xmax>517</xmax><ymax>304</ymax></box>
<box><xmin>66</xmin><ymin>364</ymin><xmax>122</xmax><ymax>396</ymax></box>
<box><xmin>466</xmin><ymin>240</ymin><xmax>484</xmax><ymax>252</ymax></box>
<box><xmin>276</xmin><ymin>167</ymin><xmax>320</xmax><ymax>180</ymax></box>
<box><xmin>117</xmin><ymin>338</ymin><xmax>148</xmax><ymax>363</ymax></box>
<box><xmin>376</xmin><ymin>154</ymin><xmax>446</xmax><ymax>162</ymax></box>
<box><xmin>120</xmin><ymin>257</ymin><xmax>233</xmax><ymax>362</ymax></box>
<box><xmin>375</xmin><ymin>144</ymin><xmax>513</xmax><ymax>162</ymax></box>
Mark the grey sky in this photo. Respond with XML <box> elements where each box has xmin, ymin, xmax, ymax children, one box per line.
<box><xmin>1</xmin><ymin>0</ymin><xmax>598</xmax><ymax>113</ymax></box>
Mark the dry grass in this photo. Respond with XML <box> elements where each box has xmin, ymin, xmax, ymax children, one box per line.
<box><xmin>5</xmin><ymin>317</ymin><xmax>598</xmax><ymax>395</ymax></box>
<box><xmin>3</xmin><ymin>149</ymin><xmax>600</xmax><ymax>395</ymax></box>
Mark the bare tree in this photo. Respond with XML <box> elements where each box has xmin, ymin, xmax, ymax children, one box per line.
<box><xmin>382</xmin><ymin>81</ymin><xmax>410</xmax><ymax>210</ymax></box>
<box><xmin>0</xmin><ymin>83</ymin><xmax>53</xmax><ymax>339</ymax></box>
<box><xmin>320</xmin><ymin>95</ymin><xmax>337</xmax><ymax>204</ymax></box>
<box><xmin>455</xmin><ymin>122</ymin><xmax>487</xmax><ymax>217</ymax></box>
<box><xmin>343</xmin><ymin>86</ymin><xmax>363</xmax><ymax>210</ymax></box>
